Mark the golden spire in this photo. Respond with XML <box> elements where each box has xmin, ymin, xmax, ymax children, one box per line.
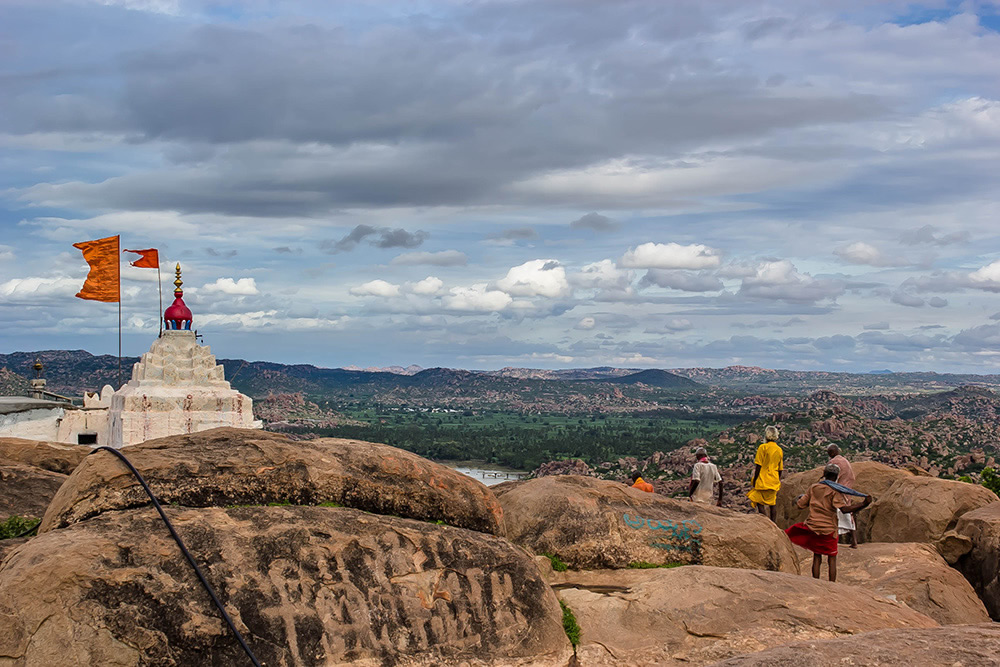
<box><xmin>173</xmin><ymin>263</ymin><xmax>183</xmax><ymax>293</ymax></box>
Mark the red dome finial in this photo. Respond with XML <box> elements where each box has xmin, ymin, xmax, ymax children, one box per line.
<box><xmin>164</xmin><ymin>263</ymin><xmax>193</xmax><ymax>330</ymax></box>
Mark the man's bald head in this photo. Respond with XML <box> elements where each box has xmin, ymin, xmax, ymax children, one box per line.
<box><xmin>827</xmin><ymin>444</ymin><xmax>840</xmax><ymax>458</ymax></box>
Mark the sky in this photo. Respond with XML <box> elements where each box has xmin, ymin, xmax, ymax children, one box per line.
<box><xmin>2</xmin><ymin>0</ymin><xmax>1000</xmax><ymax>373</ymax></box>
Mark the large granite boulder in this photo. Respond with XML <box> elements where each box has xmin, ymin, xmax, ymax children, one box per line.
<box><xmin>712</xmin><ymin>624</ymin><xmax>1000</xmax><ymax>666</ymax></box>
<box><xmin>40</xmin><ymin>428</ymin><xmax>503</xmax><ymax>535</ymax></box>
<box><xmin>0</xmin><ymin>462</ymin><xmax>66</xmax><ymax>522</ymax></box>
<box><xmin>862</xmin><ymin>475</ymin><xmax>997</xmax><ymax>544</ymax></box>
<box><xmin>0</xmin><ymin>436</ymin><xmax>90</xmax><ymax>474</ymax></box>
<box><xmin>0</xmin><ymin>505</ymin><xmax>571</xmax><ymax>666</ymax></box>
<box><xmin>776</xmin><ymin>461</ymin><xmax>998</xmax><ymax>545</ymax></box>
<box><xmin>775</xmin><ymin>461</ymin><xmax>909</xmax><ymax>530</ymax></box>
<box><xmin>795</xmin><ymin>542</ymin><xmax>989</xmax><ymax>625</ymax></box>
<box><xmin>954</xmin><ymin>502</ymin><xmax>1000</xmax><ymax>620</ymax></box>
<box><xmin>496</xmin><ymin>475</ymin><xmax>799</xmax><ymax>572</ymax></box>
<box><xmin>551</xmin><ymin>566</ymin><xmax>937</xmax><ymax>665</ymax></box>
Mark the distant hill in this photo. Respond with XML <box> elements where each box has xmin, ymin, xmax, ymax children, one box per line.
<box><xmin>601</xmin><ymin>369</ymin><xmax>700</xmax><ymax>389</ymax></box>
<box><xmin>0</xmin><ymin>367</ymin><xmax>30</xmax><ymax>396</ymax></box>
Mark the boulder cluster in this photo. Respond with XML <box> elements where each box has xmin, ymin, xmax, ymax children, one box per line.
<box><xmin>2</xmin><ymin>429</ymin><xmax>1000</xmax><ymax>665</ymax></box>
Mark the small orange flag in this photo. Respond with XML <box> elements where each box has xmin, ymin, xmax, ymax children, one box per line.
<box><xmin>74</xmin><ymin>235</ymin><xmax>120</xmax><ymax>302</ymax></box>
<box><xmin>124</xmin><ymin>248</ymin><xmax>159</xmax><ymax>269</ymax></box>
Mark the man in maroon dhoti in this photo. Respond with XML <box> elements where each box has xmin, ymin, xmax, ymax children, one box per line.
<box><xmin>785</xmin><ymin>463</ymin><xmax>871</xmax><ymax>582</ymax></box>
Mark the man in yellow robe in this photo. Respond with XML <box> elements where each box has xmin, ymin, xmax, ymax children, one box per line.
<box><xmin>748</xmin><ymin>425</ymin><xmax>783</xmax><ymax>522</ymax></box>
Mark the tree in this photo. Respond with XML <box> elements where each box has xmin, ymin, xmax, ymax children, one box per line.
<box><xmin>982</xmin><ymin>467</ymin><xmax>1000</xmax><ymax>496</ymax></box>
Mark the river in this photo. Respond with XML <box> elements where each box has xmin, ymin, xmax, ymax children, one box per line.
<box><xmin>441</xmin><ymin>461</ymin><xmax>530</xmax><ymax>486</ymax></box>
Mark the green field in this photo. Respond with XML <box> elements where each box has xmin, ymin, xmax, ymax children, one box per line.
<box><xmin>306</xmin><ymin>404</ymin><xmax>740</xmax><ymax>471</ymax></box>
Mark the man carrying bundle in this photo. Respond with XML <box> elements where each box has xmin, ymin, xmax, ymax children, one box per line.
<box><xmin>785</xmin><ymin>463</ymin><xmax>872</xmax><ymax>582</ymax></box>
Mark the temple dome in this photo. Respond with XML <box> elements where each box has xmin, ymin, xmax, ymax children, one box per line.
<box><xmin>164</xmin><ymin>263</ymin><xmax>193</xmax><ymax>331</ymax></box>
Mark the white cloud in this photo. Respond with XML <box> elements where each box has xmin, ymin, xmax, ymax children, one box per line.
<box><xmin>640</xmin><ymin>269</ymin><xmax>723</xmax><ymax>292</ymax></box>
<box><xmin>349</xmin><ymin>279</ymin><xmax>400</xmax><ymax>297</ymax></box>
<box><xmin>834</xmin><ymin>242</ymin><xmax>904</xmax><ymax>267</ymax></box>
<box><xmin>390</xmin><ymin>250</ymin><xmax>468</xmax><ymax>266</ymax></box>
<box><xmin>969</xmin><ymin>260</ymin><xmax>1000</xmax><ymax>291</ymax></box>
<box><xmin>664</xmin><ymin>318</ymin><xmax>694</xmax><ymax>332</ymax></box>
<box><xmin>0</xmin><ymin>277</ymin><xmax>80</xmax><ymax>301</ymax></box>
<box><xmin>495</xmin><ymin>259</ymin><xmax>571</xmax><ymax>298</ymax></box>
<box><xmin>406</xmin><ymin>276</ymin><xmax>444</xmax><ymax>295</ymax></box>
<box><xmin>0</xmin><ymin>245</ymin><xmax>14</xmax><ymax>261</ymax></box>
<box><xmin>201</xmin><ymin>277</ymin><xmax>259</xmax><ymax>296</ymax></box>
<box><xmin>619</xmin><ymin>242</ymin><xmax>721</xmax><ymax>270</ymax></box>
<box><xmin>443</xmin><ymin>284</ymin><xmax>512</xmax><ymax>312</ymax></box>
<box><xmin>571</xmin><ymin>259</ymin><xmax>634</xmax><ymax>291</ymax></box>
<box><xmin>739</xmin><ymin>260</ymin><xmax>844</xmax><ymax>304</ymax></box>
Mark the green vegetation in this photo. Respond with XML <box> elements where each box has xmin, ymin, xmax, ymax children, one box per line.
<box><xmin>627</xmin><ymin>561</ymin><xmax>684</xmax><ymax>569</ymax></box>
<box><xmin>982</xmin><ymin>467</ymin><xmax>1000</xmax><ymax>496</ymax></box>
<box><xmin>559</xmin><ymin>600</ymin><xmax>581</xmax><ymax>648</ymax></box>
<box><xmin>307</xmin><ymin>408</ymin><xmax>737</xmax><ymax>471</ymax></box>
<box><xmin>0</xmin><ymin>516</ymin><xmax>40</xmax><ymax>539</ymax></box>
<box><xmin>541</xmin><ymin>552</ymin><xmax>569</xmax><ymax>572</ymax></box>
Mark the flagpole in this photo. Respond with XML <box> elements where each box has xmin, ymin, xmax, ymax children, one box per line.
<box><xmin>157</xmin><ymin>263</ymin><xmax>163</xmax><ymax>337</ymax></box>
<box><xmin>118</xmin><ymin>254</ymin><xmax>122</xmax><ymax>389</ymax></box>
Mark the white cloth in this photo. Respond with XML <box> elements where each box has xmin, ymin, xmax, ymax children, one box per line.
<box><xmin>691</xmin><ymin>460</ymin><xmax>722</xmax><ymax>504</ymax></box>
<box><xmin>837</xmin><ymin>508</ymin><xmax>856</xmax><ymax>534</ymax></box>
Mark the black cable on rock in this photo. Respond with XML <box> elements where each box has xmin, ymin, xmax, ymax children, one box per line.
<box><xmin>89</xmin><ymin>446</ymin><xmax>262</xmax><ymax>667</ymax></box>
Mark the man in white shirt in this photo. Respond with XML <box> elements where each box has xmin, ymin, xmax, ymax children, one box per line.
<box><xmin>689</xmin><ymin>447</ymin><xmax>723</xmax><ymax>506</ymax></box>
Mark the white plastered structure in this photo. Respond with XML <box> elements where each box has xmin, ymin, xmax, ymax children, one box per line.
<box><xmin>107</xmin><ymin>330</ymin><xmax>261</xmax><ymax>448</ymax></box>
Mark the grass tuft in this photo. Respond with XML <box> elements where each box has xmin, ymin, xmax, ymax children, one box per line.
<box><xmin>540</xmin><ymin>552</ymin><xmax>569</xmax><ymax>572</ymax></box>
<box><xmin>627</xmin><ymin>561</ymin><xmax>684</xmax><ymax>569</ymax></box>
<box><xmin>559</xmin><ymin>600</ymin><xmax>581</xmax><ymax>648</ymax></box>
<box><xmin>0</xmin><ymin>516</ymin><xmax>40</xmax><ymax>539</ymax></box>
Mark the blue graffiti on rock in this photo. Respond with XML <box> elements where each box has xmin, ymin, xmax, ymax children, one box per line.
<box><xmin>622</xmin><ymin>513</ymin><xmax>703</xmax><ymax>559</ymax></box>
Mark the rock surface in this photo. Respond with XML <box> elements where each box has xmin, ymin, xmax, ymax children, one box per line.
<box><xmin>862</xmin><ymin>475</ymin><xmax>997</xmax><ymax>544</ymax></box>
<box><xmin>0</xmin><ymin>462</ymin><xmax>66</xmax><ymax>522</ymax></box>
<box><xmin>955</xmin><ymin>501</ymin><xmax>1000</xmax><ymax>620</ymax></box>
<box><xmin>0</xmin><ymin>436</ymin><xmax>90</xmax><ymax>474</ymax></box>
<box><xmin>794</xmin><ymin>542</ymin><xmax>989</xmax><ymax>625</ymax></box>
<box><xmin>775</xmin><ymin>461</ymin><xmax>909</xmax><ymax>530</ymax></box>
<box><xmin>711</xmin><ymin>624</ymin><xmax>1000</xmax><ymax>666</ymax></box>
<box><xmin>551</xmin><ymin>565</ymin><xmax>937</xmax><ymax>665</ymax></box>
<box><xmin>40</xmin><ymin>428</ymin><xmax>503</xmax><ymax>535</ymax></box>
<box><xmin>1</xmin><ymin>505</ymin><xmax>570</xmax><ymax>667</ymax></box>
<box><xmin>496</xmin><ymin>475</ymin><xmax>799</xmax><ymax>572</ymax></box>
<box><xmin>776</xmin><ymin>461</ymin><xmax>998</xmax><ymax>545</ymax></box>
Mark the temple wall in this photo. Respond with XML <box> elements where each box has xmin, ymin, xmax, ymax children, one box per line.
<box><xmin>0</xmin><ymin>408</ymin><xmax>64</xmax><ymax>441</ymax></box>
<box><xmin>107</xmin><ymin>330</ymin><xmax>261</xmax><ymax>448</ymax></box>
<box><xmin>57</xmin><ymin>409</ymin><xmax>110</xmax><ymax>447</ymax></box>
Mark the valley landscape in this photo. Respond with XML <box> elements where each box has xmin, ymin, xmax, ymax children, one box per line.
<box><xmin>5</xmin><ymin>350</ymin><xmax>1000</xmax><ymax>496</ymax></box>
<box><xmin>5</xmin><ymin>1</ymin><xmax>1000</xmax><ymax>664</ymax></box>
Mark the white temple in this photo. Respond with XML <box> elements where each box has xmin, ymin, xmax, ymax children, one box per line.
<box><xmin>0</xmin><ymin>264</ymin><xmax>261</xmax><ymax>447</ymax></box>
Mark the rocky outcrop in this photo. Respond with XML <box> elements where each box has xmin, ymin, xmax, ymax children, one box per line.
<box><xmin>1</xmin><ymin>506</ymin><xmax>571</xmax><ymax>666</ymax></box>
<box><xmin>712</xmin><ymin>624</ymin><xmax>1000</xmax><ymax>666</ymax></box>
<box><xmin>776</xmin><ymin>461</ymin><xmax>909</xmax><ymax>530</ymax></box>
<box><xmin>0</xmin><ymin>436</ymin><xmax>90</xmax><ymax>474</ymax></box>
<box><xmin>0</xmin><ymin>462</ymin><xmax>66</xmax><ymax>522</ymax></box>
<box><xmin>552</xmin><ymin>566</ymin><xmax>937</xmax><ymax>665</ymax></box>
<box><xmin>795</xmin><ymin>542</ymin><xmax>989</xmax><ymax>625</ymax></box>
<box><xmin>0</xmin><ymin>537</ymin><xmax>28</xmax><ymax>564</ymax></box>
<box><xmin>776</xmin><ymin>461</ymin><xmax>998</xmax><ymax>545</ymax></box>
<box><xmin>41</xmin><ymin>428</ymin><xmax>503</xmax><ymax>535</ymax></box>
<box><xmin>862</xmin><ymin>475</ymin><xmax>997</xmax><ymax>544</ymax></box>
<box><xmin>954</xmin><ymin>502</ymin><xmax>1000</xmax><ymax>620</ymax></box>
<box><xmin>496</xmin><ymin>475</ymin><xmax>799</xmax><ymax>572</ymax></box>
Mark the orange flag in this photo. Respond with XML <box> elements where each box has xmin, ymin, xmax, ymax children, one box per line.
<box><xmin>73</xmin><ymin>235</ymin><xmax>120</xmax><ymax>302</ymax></box>
<box><xmin>124</xmin><ymin>248</ymin><xmax>159</xmax><ymax>269</ymax></box>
